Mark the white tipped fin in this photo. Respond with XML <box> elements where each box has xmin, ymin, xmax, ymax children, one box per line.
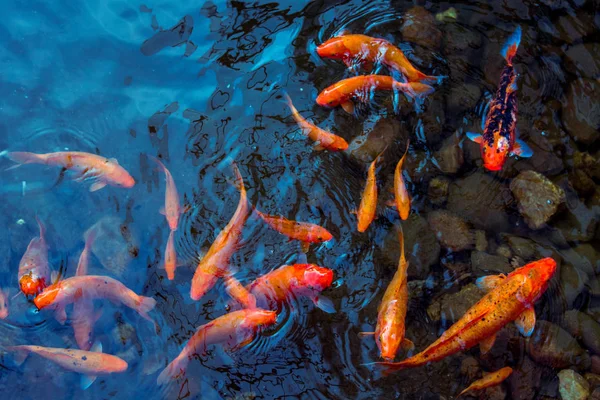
<box><xmin>11</xmin><ymin>347</ymin><xmax>29</xmax><ymax>366</ymax></box>
<box><xmin>313</xmin><ymin>296</ymin><xmax>335</xmax><ymax>313</ymax></box>
<box><xmin>475</xmin><ymin>275</ymin><xmax>506</xmax><ymax>292</ymax></box>
<box><xmin>89</xmin><ymin>181</ymin><xmax>107</xmax><ymax>192</ymax></box>
<box><xmin>512</xmin><ymin>139</ymin><xmax>533</xmax><ymax>158</ymax></box>
<box><xmin>479</xmin><ymin>333</ymin><xmax>496</xmax><ymax>355</ymax></box>
<box><xmin>159</xmin><ymin>206</ymin><xmax>166</xmax><ymax>215</ymax></box>
<box><xmin>90</xmin><ymin>341</ymin><xmax>102</xmax><ymax>353</ymax></box>
<box><xmin>466</xmin><ymin>132</ymin><xmax>483</xmax><ymax>144</ymax></box>
<box><xmin>109</xmin><ymin>158</ymin><xmax>119</xmax><ymax>165</ymax></box>
<box><xmin>341</xmin><ymin>101</ymin><xmax>355</xmax><ymax>114</ymax></box>
<box><xmin>515</xmin><ymin>308</ymin><xmax>536</xmax><ymax>337</ymax></box>
<box><xmin>81</xmin><ymin>375</ymin><xmax>97</xmax><ymax>390</ymax></box>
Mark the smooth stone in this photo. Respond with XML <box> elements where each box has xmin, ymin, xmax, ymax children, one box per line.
<box><xmin>433</xmin><ymin>132</ymin><xmax>464</xmax><ymax>174</ymax></box>
<box><xmin>564</xmin><ymin>43</ymin><xmax>600</xmax><ymax>79</ymax></box>
<box><xmin>527</xmin><ymin>321</ymin><xmax>590</xmax><ymax>369</ymax></box>
<box><xmin>562</xmin><ymin>310</ymin><xmax>600</xmax><ymax>355</ymax></box>
<box><xmin>349</xmin><ymin>117</ymin><xmax>403</xmax><ymax>164</ymax></box>
<box><xmin>563</xmin><ymin>79</ymin><xmax>600</xmax><ymax>145</ymax></box>
<box><xmin>426</xmin><ymin>284</ymin><xmax>484</xmax><ymax>324</ymax></box>
<box><xmin>505</xmin><ymin>235</ymin><xmax>538</xmax><ymax>260</ymax></box>
<box><xmin>560</xmin><ymin>263</ymin><xmax>589</xmax><ymax>307</ymax></box>
<box><xmin>585</xmin><ymin>373</ymin><xmax>600</xmax><ymax>390</ymax></box>
<box><xmin>558</xmin><ymin>370</ymin><xmax>590</xmax><ymax>400</ymax></box>
<box><xmin>471</xmin><ymin>251</ymin><xmax>512</xmax><ymax>275</ymax></box>
<box><xmin>400</xmin><ymin>6</ymin><xmax>443</xmax><ymax>49</ymax></box>
<box><xmin>427</xmin><ymin>210</ymin><xmax>473</xmax><ymax>251</ymax></box>
<box><xmin>474</xmin><ymin>230</ymin><xmax>487</xmax><ymax>252</ymax></box>
<box><xmin>510</xmin><ymin>170</ymin><xmax>565</xmax><ymax>230</ymax></box>
<box><xmin>428</xmin><ymin>176</ymin><xmax>450</xmax><ymax>206</ymax></box>
<box><xmin>508</xmin><ymin>356</ymin><xmax>543</xmax><ymax>400</ymax></box>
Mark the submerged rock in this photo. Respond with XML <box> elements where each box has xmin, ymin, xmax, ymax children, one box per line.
<box><xmin>558</xmin><ymin>370</ymin><xmax>590</xmax><ymax>400</ymax></box>
<box><xmin>426</xmin><ymin>284</ymin><xmax>484</xmax><ymax>324</ymax></box>
<box><xmin>527</xmin><ymin>321</ymin><xmax>590</xmax><ymax>369</ymax></box>
<box><xmin>349</xmin><ymin>117</ymin><xmax>403</xmax><ymax>163</ymax></box>
<box><xmin>87</xmin><ymin>217</ymin><xmax>139</xmax><ymax>278</ymax></box>
<box><xmin>433</xmin><ymin>132</ymin><xmax>464</xmax><ymax>174</ymax></box>
<box><xmin>563</xmin><ymin>79</ymin><xmax>600</xmax><ymax>145</ymax></box>
<box><xmin>428</xmin><ymin>176</ymin><xmax>450</xmax><ymax>206</ymax></box>
<box><xmin>510</xmin><ymin>170</ymin><xmax>565</xmax><ymax>229</ymax></box>
<box><xmin>560</xmin><ymin>263</ymin><xmax>589</xmax><ymax>307</ymax></box>
<box><xmin>400</xmin><ymin>6</ymin><xmax>443</xmax><ymax>49</ymax></box>
<box><xmin>564</xmin><ymin>43</ymin><xmax>600</xmax><ymax>80</ymax></box>
<box><xmin>427</xmin><ymin>210</ymin><xmax>473</xmax><ymax>251</ymax></box>
<box><xmin>508</xmin><ymin>356</ymin><xmax>542</xmax><ymax>400</ymax></box>
<box><xmin>471</xmin><ymin>251</ymin><xmax>512</xmax><ymax>275</ymax></box>
<box><xmin>562</xmin><ymin>310</ymin><xmax>600</xmax><ymax>356</ymax></box>
<box><xmin>474</xmin><ymin>230</ymin><xmax>487</xmax><ymax>252</ymax></box>
<box><xmin>585</xmin><ymin>373</ymin><xmax>600</xmax><ymax>390</ymax></box>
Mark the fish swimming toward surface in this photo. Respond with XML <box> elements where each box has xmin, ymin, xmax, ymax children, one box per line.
<box><xmin>163</xmin><ymin>230</ymin><xmax>177</xmax><ymax>280</ymax></box>
<box><xmin>240</xmin><ymin>264</ymin><xmax>335</xmax><ymax>313</ymax></box>
<box><xmin>284</xmin><ymin>93</ymin><xmax>349</xmax><ymax>151</ymax></box>
<box><xmin>157</xmin><ymin>309</ymin><xmax>277</xmax><ymax>385</ymax></box>
<box><xmin>33</xmin><ymin>275</ymin><xmax>156</xmax><ymax>325</ymax></box>
<box><xmin>316</xmin><ymin>34</ymin><xmax>439</xmax><ymax>84</ymax></box>
<box><xmin>253</xmin><ymin>205</ymin><xmax>333</xmax><ymax>253</ymax></box>
<box><xmin>190</xmin><ymin>163</ymin><xmax>249</xmax><ymax>301</ymax></box>
<box><xmin>458</xmin><ymin>366</ymin><xmax>513</xmax><ymax>398</ymax></box>
<box><xmin>0</xmin><ymin>288</ymin><xmax>8</xmax><ymax>319</ymax></box>
<box><xmin>316</xmin><ymin>75</ymin><xmax>434</xmax><ymax>114</ymax></box>
<box><xmin>392</xmin><ymin>141</ymin><xmax>411</xmax><ymax>220</ymax></box>
<box><xmin>5</xmin><ymin>151</ymin><xmax>135</xmax><ymax>191</ymax></box>
<box><xmin>360</xmin><ymin>226</ymin><xmax>413</xmax><ymax>360</ymax></box>
<box><xmin>356</xmin><ymin>148</ymin><xmax>386</xmax><ymax>232</ymax></box>
<box><xmin>149</xmin><ymin>155</ymin><xmax>185</xmax><ymax>231</ymax></box>
<box><xmin>369</xmin><ymin>257</ymin><xmax>556</xmax><ymax>373</ymax></box>
<box><xmin>466</xmin><ymin>26</ymin><xmax>533</xmax><ymax>171</ymax></box>
<box><xmin>18</xmin><ymin>216</ymin><xmax>51</xmax><ymax>297</ymax></box>
<box><xmin>8</xmin><ymin>342</ymin><xmax>127</xmax><ymax>390</ymax></box>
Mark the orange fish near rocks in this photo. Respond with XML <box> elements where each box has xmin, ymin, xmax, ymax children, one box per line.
<box><xmin>369</xmin><ymin>257</ymin><xmax>557</xmax><ymax>373</ymax></box>
<box><xmin>33</xmin><ymin>275</ymin><xmax>156</xmax><ymax>325</ymax></box>
<box><xmin>157</xmin><ymin>309</ymin><xmax>277</xmax><ymax>385</ymax></box>
<box><xmin>284</xmin><ymin>93</ymin><xmax>349</xmax><ymax>151</ymax></box>
<box><xmin>6</xmin><ymin>151</ymin><xmax>135</xmax><ymax>191</ymax></box>
<box><xmin>458</xmin><ymin>366</ymin><xmax>513</xmax><ymax>398</ymax></box>
<box><xmin>360</xmin><ymin>226</ymin><xmax>413</xmax><ymax>360</ymax></box>
<box><xmin>317</xmin><ymin>34</ymin><xmax>439</xmax><ymax>84</ymax></box>
<box><xmin>190</xmin><ymin>163</ymin><xmax>249</xmax><ymax>301</ymax></box>
<box><xmin>253</xmin><ymin>206</ymin><xmax>333</xmax><ymax>253</ymax></box>
<box><xmin>8</xmin><ymin>342</ymin><xmax>127</xmax><ymax>390</ymax></box>
<box><xmin>149</xmin><ymin>155</ymin><xmax>185</xmax><ymax>231</ymax></box>
<box><xmin>18</xmin><ymin>216</ymin><xmax>51</xmax><ymax>297</ymax></box>
<box><xmin>356</xmin><ymin>148</ymin><xmax>386</xmax><ymax>232</ymax></box>
<box><xmin>316</xmin><ymin>75</ymin><xmax>434</xmax><ymax>114</ymax></box>
<box><xmin>392</xmin><ymin>141</ymin><xmax>411</xmax><ymax>220</ymax></box>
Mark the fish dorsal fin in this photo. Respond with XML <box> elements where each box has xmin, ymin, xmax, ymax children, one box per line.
<box><xmin>515</xmin><ymin>307</ymin><xmax>536</xmax><ymax>337</ymax></box>
<box><xmin>466</xmin><ymin>132</ymin><xmax>483</xmax><ymax>144</ymax></box>
<box><xmin>312</xmin><ymin>295</ymin><xmax>335</xmax><ymax>313</ymax></box>
<box><xmin>341</xmin><ymin>101</ymin><xmax>355</xmax><ymax>114</ymax></box>
<box><xmin>90</xmin><ymin>341</ymin><xmax>102</xmax><ymax>353</ymax></box>
<box><xmin>475</xmin><ymin>274</ymin><xmax>506</xmax><ymax>292</ymax></box>
<box><xmin>81</xmin><ymin>375</ymin><xmax>97</xmax><ymax>390</ymax></box>
<box><xmin>109</xmin><ymin>158</ymin><xmax>119</xmax><ymax>165</ymax></box>
<box><xmin>51</xmin><ymin>271</ymin><xmax>60</xmax><ymax>285</ymax></box>
<box><xmin>334</xmin><ymin>29</ymin><xmax>351</xmax><ymax>37</ymax></box>
<box><xmin>479</xmin><ymin>333</ymin><xmax>496</xmax><ymax>355</ymax></box>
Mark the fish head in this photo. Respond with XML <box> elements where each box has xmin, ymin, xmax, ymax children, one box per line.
<box><xmin>308</xmin><ymin>226</ymin><xmax>333</xmax><ymax>243</ymax></box>
<box><xmin>243</xmin><ymin>309</ymin><xmax>278</xmax><ymax>329</ymax></box>
<box><xmin>377</xmin><ymin>325</ymin><xmax>402</xmax><ymax>362</ymax></box>
<box><xmin>331</xmin><ymin>136</ymin><xmax>349</xmax><ymax>151</ymax></box>
<box><xmin>0</xmin><ymin>290</ymin><xmax>8</xmax><ymax>319</ymax></box>
<box><xmin>19</xmin><ymin>273</ymin><xmax>47</xmax><ymax>297</ymax></box>
<box><xmin>116</xmin><ymin>170</ymin><xmax>136</xmax><ymax>188</ymax></box>
<box><xmin>515</xmin><ymin>257</ymin><xmax>557</xmax><ymax>302</ymax></box>
<box><xmin>481</xmin><ymin>135</ymin><xmax>510</xmax><ymax>171</ymax></box>
<box><xmin>32</xmin><ymin>284</ymin><xmax>61</xmax><ymax>310</ymax></box>
<box><xmin>300</xmin><ymin>264</ymin><xmax>334</xmax><ymax>292</ymax></box>
<box><xmin>316</xmin><ymin>37</ymin><xmax>350</xmax><ymax>60</ymax></box>
<box><xmin>316</xmin><ymin>87</ymin><xmax>342</xmax><ymax>108</ymax></box>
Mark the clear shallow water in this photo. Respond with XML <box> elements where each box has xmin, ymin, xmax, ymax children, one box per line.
<box><xmin>0</xmin><ymin>0</ymin><xmax>599</xmax><ymax>399</ymax></box>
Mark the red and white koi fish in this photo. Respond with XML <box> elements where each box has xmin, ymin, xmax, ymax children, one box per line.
<box><xmin>157</xmin><ymin>309</ymin><xmax>277</xmax><ymax>385</ymax></box>
<box><xmin>317</xmin><ymin>34</ymin><xmax>439</xmax><ymax>83</ymax></box>
<box><xmin>18</xmin><ymin>216</ymin><xmax>51</xmax><ymax>297</ymax></box>
<box><xmin>360</xmin><ymin>226</ymin><xmax>413</xmax><ymax>360</ymax></box>
<box><xmin>190</xmin><ymin>163</ymin><xmax>250</xmax><ymax>301</ymax></box>
<box><xmin>316</xmin><ymin>75</ymin><xmax>434</xmax><ymax>114</ymax></box>
<box><xmin>8</xmin><ymin>342</ymin><xmax>127</xmax><ymax>390</ymax></box>
<box><xmin>284</xmin><ymin>93</ymin><xmax>349</xmax><ymax>151</ymax></box>
<box><xmin>33</xmin><ymin>275</ymin><xmax>156</xmax><ymax>324</ymax></box>
<box><xmin>458</xmin><ymin>366</ymin><xmax>513</xmax><ymax>397</ymax></box>
<box><xmin>466</xmin><ymin>26</ymin><xmax>533</xmax><ymax>171</ymax></box>
<box><xmin>369</xmin><ymin>257</ymin><xmax>556</xmax><ymax>373</ymax></box>
<box><xmin>6</xmin><ymin>151</ymin><xmax>135</xmax><ymax>191</ymax></box>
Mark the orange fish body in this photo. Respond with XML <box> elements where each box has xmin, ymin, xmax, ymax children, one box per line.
<box><xmin>0</xmin><ymin>288</ymin><xmax>8</xmax><ymax>319</ymax></box>
<box><xmin>284</xmin><ymin>94</ymin><xmax>348</xmax><ymax>151</ymax></box>
<box><xmin>33</xmin><ymin>275</ymin><xmax>156</xmax><ymax>324</ymax></box>
<box><xmin>393</xmin><ymin>142</ymin><xmax>411</xmax><ymax>220</ymax></box>
<box><xmin>357</xmin><ymin>150</ymin><xmax>385</xmax><ymax>232</ymax></box>
<box><xmin>157</xmin><ymin>309</ymin><xmax>277</xmax><ymax>385</ymax></box>
<box><xmin>373</xmin><ymin>257</ymin><xmax>557</xmax><ymax>373</ymax></box>
<box><xmin>18</xmin><ymin>216</ymin><xmax>51</xmax><ymax>297</ymax></box>
<box><xmin>254</xmin><ymin>207</ymin><xmax>333</xmax><ymax>246</ymax></box>
<box><xmin>224</xmin><ymin>275</ymin><xmax>257</xmax><ymax>309</ymax></box>
<box><xmin>6</xmin><ymin>151</ymin><xmax>135</xmax><ymax>191</ymax></box>
<box><xmin>72</xmin><ymin>230</ymin><xmax>99</xmax><ymax>350</ymax></box>
<box><xmin>164</xmin><ymin>230</ymin><xmax>177</xmax><ymax>280</ymax></box>
<box><xmin>316</xmin><ymin>75</ymin><xmax>434</xmax><ymax>113</ymax></box>
<box><xmin>149</xmin><ymin>156</ymin><xmax>183</xmax><ymax>231</ymax></box>
<box><xmin>190</xmin><ymin>164</ymin><xmax>249</xmax><ymax>301</ymax></box>
<box><xmin>246</xmin><ymin>264</ymin><xmax>334</xmax><ymax>311</ymax></box>
<box><xmin>317</xmin><ymin>34</ymin><xmax>438</xmax><ymax>83</ymax></box>
<box><xmin>458</xmin><ymin>366</ymin><xmax>513</xmax><ymax>397</ymax></box>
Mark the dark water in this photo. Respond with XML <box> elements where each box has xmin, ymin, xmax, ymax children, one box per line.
<box><xmin>0</xmin><ymin>0</ymin><xmax>599</xmax><ymax>399</ymax></box>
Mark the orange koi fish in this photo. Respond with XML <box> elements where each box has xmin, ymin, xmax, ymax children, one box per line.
<box><xmin>149</xmin><ymin>155</ymin><xmax>184</xmax><ymax>231</ymax></box>
<box><xmin>157</xmin><ymin>309</ymin><xmax>277</xmax><ymax>385</ymax></box>
<box><xmin>6</xmin><ymin>151</ymin><xmax>135</xmax><ymax>191</ymax></box>
<box><xmin>163</xmin><ymin>230</ymin><xmax>177</xmax><ymax>280</ymax></box>
<box><xmin>72</xmin><ymin>230</ymin><xmax>100</xmax><ymax>350</ymax></box>
<box><xmin>253</xmin><ymin>206</ymin><xmax>333</xmax><ymax>252</ymax></box>
<box><xmin>284</xmin><ymin>93</ymin><xmax>349</xmax><ymax>151</ymax></box>
<box><xmin>190</xmin><ymin>163</ymin><xmax>249</xmax><ymax>301</ymax></box>
<box><xmin>224</xmin><ymin>274</ymin><xmax>257</xmax><ymax>309</ymax></box>
<box><xmin>356</xmin><ymin>148</ymin><xmax>386</xmax><ymax>232</ymax></box>
<box><xmin>466</xmin><ymin>27</ymin><xmax>532</xmax><ymax>171</ymax></box>
<box><xmin>0</xmin><ymin>288</ymin><xmax>8</xmax><ymax>319</ymax></box>
<box><xmin>18</xmin><ymin>216</ymin><xmax>51</xmax><ymax>297</ymax></box>
<box><xmin>317</xmin><ymin>34</ymin><xmax>439</xmax><ymax>83</ymax></box>
<box><xmin>33</xmin><ymin>275</ymin><xmax>156</xmax><ymax>324</ymax></box>
<box><xmin>9</xmin><ymin>342</ymin><xmax>127</xmax><ymax>390</ymax></box>
<box><xmin>360</xmin><ymin>226</ymin><xmax>413</xmax><ymax>360</ymax></box>
<box><xmin>316</xmin><ymin>75</ymin><xmax>434</xmax><ymax>114</ymax></box>
<box><xmin>369</xmin><ymin>257</ymin><xmax>556</xmax><ymax>373</ymax></box>
<box><xmin>458</xmin><ymin>366</ymin><xmax>513</xmax><ymax>398</ymax></box>
<box><xmin>393</xmin><ymin>141</ymin><xmax>411</xmax><ymax>220</ymax></box>
<box><xmin>242</xmin><ymin>264</ymin><xmax>335</xmax><ymax>313</ymax></box>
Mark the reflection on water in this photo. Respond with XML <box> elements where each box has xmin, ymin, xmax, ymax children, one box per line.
<box><xmin>0</xmin><ymin>0</ymin><xmax>599</xmax><ymax>399</ymax></box>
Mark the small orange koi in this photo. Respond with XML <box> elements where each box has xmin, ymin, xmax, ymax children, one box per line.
<box><xmin>458</xmin><ymin>367</ymin><xmax>513</xmax><ymax>398</ymax></box>
<box><xmin>356</xmin><ymin>148</ymin><xmax>386</xmax><ymax>232</ymax></box>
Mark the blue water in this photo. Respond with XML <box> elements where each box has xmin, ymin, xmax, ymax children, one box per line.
<box><xmin>1</xmin><ymin>0</ymin><xmax>599</xmax><ymax>399</ymax></box>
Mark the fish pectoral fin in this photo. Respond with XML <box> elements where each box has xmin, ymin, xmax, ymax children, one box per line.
<box><xmin>313</xmin><ymin>143</ymin><xmax>326</xmax><ymax>151</ymax></box>
<box><xmin>90</xmin><ymin>340</ymin><xmax>103</xmax><ymax>353</ymax></box>
<box><xmin>341</xmin><ymin>101</ymin><xmax>355</xmax><ymax>114</ymax></box>
<box><xmin>109</xmin><ymin>157</ymin><xmax>119</xmax><ymax>165</ymax></box>
<box><xmin>466</xmin><ymin>132</ymin><xmax>483</xmax><ymax>144</ymax></box>
<box><xmin>159</xmin><ymin>206</ymin><xmax>166</xmax><ymax>215</ymax></box>
<box><xmin>475</xmin><ymin>274</ymin><xmax>506</xmax><ymax>292</ymax></box>
<box><xmin>358</xmin><ymin>332</ymin><xmax>375</xmax><ymax>338</ymax></box>
<box><xmin>89</xmin><ymin>181</ymin><xmax>107</xmax><ymax>192</ymax></box>
<box><xmin>11</xmin><ymin>348</ymin><xmax>29</xmax><ymax>366</ymax></box>
<box><xmin>312</xmin><ymin>295</ymin><xmax>336</xmax><ymax>313</ymax></box>
<box><xmin>511</xmin><ymin>139</ymin><xmax>533</xmax><ymax>158</ymax></box>
<box><xmin>300</xmin><ymin>241</ymin><xmax>310</xmax><ymax>253</ymax></box>
<box><xmin>80</xmin><ymin>375</ymin><xmax>98</xmax><ymax>390</ymax></box>
<box><xmin>401</xmin><ymin>338</ymin><xmax>415</xmax><ymax>352</ymax></box>
<box><xmin>479</xmin><ymin>333</ymin><xmax>496</xmax><ymax>355</ymax></box>
<box><xmin>515</xmin><ymin>307</ymin><xmax>536</xmax><ymax>337</ymax></box>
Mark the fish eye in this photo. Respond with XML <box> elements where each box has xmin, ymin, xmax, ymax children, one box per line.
<box><xmin>317</xmin><ymin>236</ymin><xmax>323</xmax><ymax>241</ymax></box>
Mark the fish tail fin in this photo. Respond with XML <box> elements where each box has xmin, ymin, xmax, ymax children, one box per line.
<box><xmin>414</xmin><ymin>71</ymin><xmax>446</xmax><ymax>85</ymax></box>
<box><xmin>375</xmin><ymin>145</ymin><xmax>389</xmax><ymax>165</ymax></box>
<box><xmin>363</xmin><ymin>360</ymin><xmax>409</xmax><ymax>376</ymax></box>
<box><xmin>8</xmin><ymin>346</ymin><xmax>29</xmax><ymax>366</ymax></box>
<box><xmin>6</xmin><ymin>151</ymin><xmax>44</xmax><ymax>167</ymax></box>
<box><xmin>136</xmin><ymin>296</ymin><xmax>157</xmax><ymax>322</ymax></box>
<box><xmin>157</xmin><ymin>357</ymin><xmax>187</xmax><ymax>386</ymax></box>
<box><xmin>230</xmin><ymin>162</ymin><xmax>245</xmax><ymax>192</ymax></box>
<box><xmin>398</xmin><ymin>224</ymin><xmax>406</xmax><ymax>265</ymax></box>
<box><xmin>399</xmin><ymin>82</ymin><xmax>435</xmax><ymax>99</ymax></box>
<box><xmin>147</xmin><ymin>154</ymin><xmax>166</xmax><ymax>172</ymax></box>
<box><xmin>35</xmin><ymin>215</ymin><xmax>46</xmax><ymax>241</ymax></box>
<box><xmin>501</xmin><ymin>26</ymin><xmax>521</xmax><ymax>65</ymax></box>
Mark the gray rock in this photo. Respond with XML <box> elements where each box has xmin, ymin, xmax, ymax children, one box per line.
<box><xmin>510</xmin><ymin>170</ymin><xmax>565</xmax><ymax>229</ymax></box>
<box><xmin>585</xmin><ymin>373</ymin><xmax>600</xmax><ymax>390</ymax></box>
<box><xmin>471</xmin><ymin>251</ymin><xmax>512</xmax><ymax>275</ymax></box>
<box><xmin>427</xmin><ymin>284</ymin><xmax>484</xmax><ymax>324</ymax></box>
<box><xmin>505</xmin><ymin>235</ymin><xmax>538</xmax><ymax>260</ymax></box>
<box><xmin>558</xmin><ymin>370</ymin><xmax>590</xmax><ymax>400</ymax></box>
<box><xmin>560</xmin><ymin>263</ymin><xmax>589</xmax><ymax>307</ymax></box>
<box><xmin>433</xmin><ymin>132</ymin><xmax>464</xmax><ymax>174</ymax></box>
<box><xmin>474</xmin><ymin>230</ymin><xmax>487</xmax><ymax>252</ymax></box>
<box><xmin>564</xmin><ymin>43</ymin><xmax>600</xmax><ymax>79</ymax></box>
<box><xmin>428</xmin><ymin>176</ymin><xmax>450</xmax><ymax>206</ymax></box>
<box><xmin>349</xmin><ymin>117</ymin><xmax>402</xmax><ymax>163</ymax></box>
<box><xmin>509</xmin><ymin>356</ymin><xmax>542</xmax><ymax>400</ymax></box>
<box><xmin>87</xmin><ymin>217</ymin><xmax>139</xmax><ymax>278</ymax></box>
<box><xmin>563</xmin><ymin>79</ymin><xmax>600</xmax><ymax>145</ymax></box>
<box><xmin>562</xmin><ymin>310</ymin><xmax>600</xmax><ymax>356</ymax></box>
<box><xmin>427</xmin><ymin>210</ymin><xmax>473</xmax><ymax>251</ymax></box>
<box><xmin>592</xmin><ymin>388</ymin><xmax>600</xmax><ymax>400</ymax></box>
<box><xmin>447</xmin><ymin>172</ymin><xmax>512</xmax><ymax>232</ymax></box>
<box><xmin>527</xmin><ymin>321</ymin><xmax>590</xmax><ymax>369</ymax></box>
<box><xmin>400</xmin><ymin>6</ymin><xmax>443</xmax><ymax>49</ymax></box>
<box><xmin>496</xmin><ymin>245</ymin><xmax>512</xmax><ymax>259</ymax></box>
<box><xmin>445</xmin><ymin>83</ymin><xmax>482</xmax><ymax>120</ymax></box>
